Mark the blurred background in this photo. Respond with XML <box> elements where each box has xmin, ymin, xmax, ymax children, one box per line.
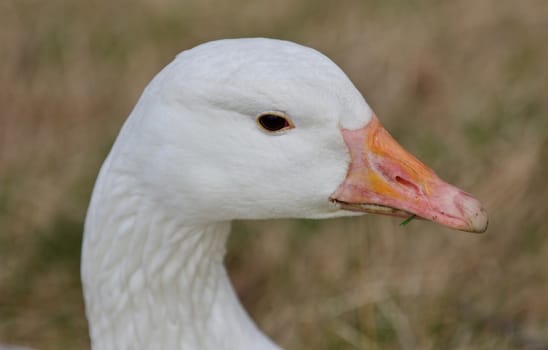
<box><xmin>1</xmin><ymin>0</ymin><xmax>547</xmax><ymax>349</ymax></box>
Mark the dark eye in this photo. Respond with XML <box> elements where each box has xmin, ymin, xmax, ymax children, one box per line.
<box><xmin>256</xmin><ymin>112</ymin><xmax>294</xmax><ymax>133</ymax></box>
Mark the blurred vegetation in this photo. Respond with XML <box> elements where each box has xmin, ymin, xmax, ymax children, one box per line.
<box><xmin>1</xmin><ymin>0</ymin><xmax>548</xmax><ymax>349</ymax></box>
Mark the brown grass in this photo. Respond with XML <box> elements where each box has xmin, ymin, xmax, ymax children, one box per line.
<box><xmin>1</xmin><ymin>0</ymin><xmax>547</xmax><ymax>349</ymax></box>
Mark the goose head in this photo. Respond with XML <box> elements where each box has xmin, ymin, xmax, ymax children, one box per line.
<box><xmin>113</xmin><ymin>37</ymin><xmax>487</xmax><ymax>232</ymax></box>
<box><xmin>83</xmin><ymin>38</ymin><xmax>488</xmax><ymax>350</ymax></box>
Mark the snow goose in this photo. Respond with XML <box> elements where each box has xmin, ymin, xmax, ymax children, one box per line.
<box><xmin>82</xmin><ymin>38</ymin><xmax>487</xmax><ymax>350</ymax></box>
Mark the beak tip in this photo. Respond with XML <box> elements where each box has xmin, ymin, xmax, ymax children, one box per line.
<box><xmin>456</xmin><ymin>193</ymin><xmax>488</xmax><ymax>233</ymax></box>
<box><xmin>466</xmin><ymin>208</ymin><xmax>488</xmax><ymax>233</ymax></box>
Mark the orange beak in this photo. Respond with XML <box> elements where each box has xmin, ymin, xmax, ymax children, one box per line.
<box><xmin>331</xmin><ymin>115</ymin><xmax>488</xmax><ymax>233</ymax></box>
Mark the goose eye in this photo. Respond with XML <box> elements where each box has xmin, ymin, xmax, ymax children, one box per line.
<box><xmin>257</xmin><ymin>113</ymin><xmax>294</xmax><ymax>133</ymax></box>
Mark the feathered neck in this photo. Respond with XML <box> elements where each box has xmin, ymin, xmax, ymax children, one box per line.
<box><xmin>81</xmin><ymin>158</ymin><xmax>280</xmax><ymax>350</ymax></box>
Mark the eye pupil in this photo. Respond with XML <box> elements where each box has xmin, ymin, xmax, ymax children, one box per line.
<box><xmin>258</xmin><ymin>114</ymin><xmax>290</xmax><ymax>132</ymax></box>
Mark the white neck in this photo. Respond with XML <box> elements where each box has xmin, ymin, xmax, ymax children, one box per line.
<box><xmin>82</xmin><ymin>163</ymin><xmax>281</xmax><ymax>350</ymax></box>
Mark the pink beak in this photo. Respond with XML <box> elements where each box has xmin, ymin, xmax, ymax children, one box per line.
<box><xmin>331</xmin><ymin>114</ymin><xmax>488</xmax><ymax>233</ymax></box>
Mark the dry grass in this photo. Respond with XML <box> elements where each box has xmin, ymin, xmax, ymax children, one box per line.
<box><xmin>1</xmin><ymin>0</ymin><xmax>547</xmax><ymax>349</ymax></box>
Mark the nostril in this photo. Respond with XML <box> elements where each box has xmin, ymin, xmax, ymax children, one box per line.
<box><xmin>395</xmin><ymin>176</ymin><xmax>420</xmax><ymax>194</ymax></box>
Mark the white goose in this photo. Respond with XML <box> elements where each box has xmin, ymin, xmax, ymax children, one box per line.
<box><xmin>82</xmin><ymin>38</ymin><xmax>487</xmax><ymax>350</ymax></box>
